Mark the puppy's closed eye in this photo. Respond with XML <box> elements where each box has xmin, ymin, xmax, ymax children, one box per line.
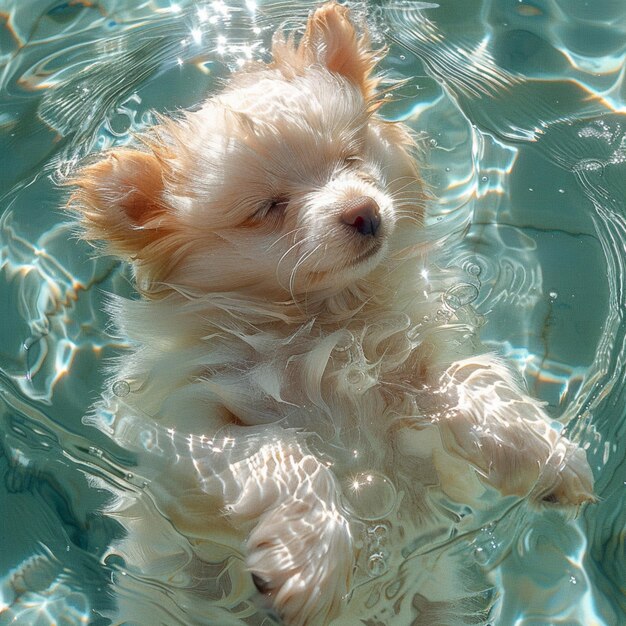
<box><xmin>238</xmin><ymin>198</ymin><xmax>289</xmax><ymax>229</ymax></box>
<box><xmin>252</xmin><ymin>197</ymin><xmax>290</xmax><ymax>223</ymax></box>
<box><xmin>344</xmin><ymin>155</ymin><xmax>363</xmax><ymax>167</ymax></box>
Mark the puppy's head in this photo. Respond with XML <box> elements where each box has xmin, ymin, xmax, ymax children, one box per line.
<box><xmin>71</xmin><ymin>2</ymin><xmax>422</xmax><ymax>301</ymax></box>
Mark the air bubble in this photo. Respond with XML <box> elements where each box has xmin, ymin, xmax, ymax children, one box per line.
<box><xmin>367</xmin><ymin>524</ymin><xmax>388</xmax><ymax>543</ymax></box>
<box><xmin>472</xmin><ymin>523</ymin><xmax>501</xmax><ymax>566</ymax></box>
<box><xmin>577</xmin><ymin>159</ymin><xmax>604</xmax><ymax>172</ymax></box>
<box><xmin>342</xmin><ymin>471</ymin><xmax>396</xmax><ymax>521</ymax></box>
<box><xmin>334</xmin><ymin>332</ymin><xmax>354</xmax><ymax>352</ymax></box>
<box><xmin>367</xmin><ymin>552</ymin><xmax>388</xmax><ymax>577</ymax></box>
<box><xmin>549</xmin><ymin>290</ymin><xmax>558</xmax><ymax>300</ymax></box>
<box><xmin>474</xmin><ymin>546</ymin><xmax>488</xmax><ymax>565</ymax></box>
<box><xmin>346</xmin><ymin>368</ymin><xmax>365</xmax><ymax>385</ymax></box>
<box><xmin>112</xmin><ymin>380</ymin><xmax>130</xmax><ymax>397</ymax></box>
<box><xmin>467</xmin><ymin>263</ymin><xmax>481</xmax><ymax>277</ymax></box>
<box><xmin>435</xmin><ymin>308</ymin><xmax>451</xmax><ymax>323</ymax></box>
<box><xmin>443</xmin><ymin>283</ymin><xmax>479</xmax><ymax>310</ymax></box>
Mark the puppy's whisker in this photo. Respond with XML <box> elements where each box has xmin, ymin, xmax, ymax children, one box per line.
<box><xmin>302</xmin><ymin>242</ymin><xmax>328</xmax><ymax>305</ymax></box>
<box><xmin>289</xmin><ymin>243</ymin><xmax>323</xmax><ymax>306</ymax></box>
<box><xmin>394</xmin><ymin>209</ymin><xmax>422</xmax><ymax>224</ymax></box>
<box><xmin>386</xmin><ymin>174</ymin><xmax>418</xmax><ymax>186</ymax></box>
<box><xmin>387</xmin><ymin>180</ymin><xmax>422</xmax><ymax>197</ymax></box>
<box><xmin>267</xmin><ymin>225</ymin><xmax>308</xmax><ymax>251</ymax></box>
<box><xmin>389</xmin><ymin>191</ymin><xmax>423</xmax><ymax>208</ymax></box>
<box><xmin>289</xmin><ymin>244</ymin><xmax>321</xmax><ymax>298</ymax></box>
<box><xmin>276</xmin><ymin>238</ymin><xmax>307</xmax><ymax>275</ymax></box>
<box><xmin>276</xmin><ymin>233</ymin><xmax>318</xmax><ymax>285</ymax></box>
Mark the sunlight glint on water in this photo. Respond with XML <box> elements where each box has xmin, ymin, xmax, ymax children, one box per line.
<box><xmin>0</xmin><ymin>1</ymin><xmax>624</xmax><ymax>624</ymax></box>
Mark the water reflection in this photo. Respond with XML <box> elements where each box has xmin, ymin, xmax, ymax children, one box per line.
<box><xmin>0</xmin><ymin>0</ymin><xmax>624</xmax><ymax>625</ymax></box>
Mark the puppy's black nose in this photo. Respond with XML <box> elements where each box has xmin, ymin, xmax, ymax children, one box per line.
<box><xmin>340</xmin><ymin>196</ymin><xmax>381</xmax><ymax>236</ymax></box>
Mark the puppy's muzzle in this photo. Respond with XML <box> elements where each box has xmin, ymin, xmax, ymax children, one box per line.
<box><xmin>340</xmin><ymin>196</ymin><xmax>381</xmax><ymax>236</ymax></box>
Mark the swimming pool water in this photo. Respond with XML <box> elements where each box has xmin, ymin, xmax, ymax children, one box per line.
<box><xmin>0</xmin><ymin>0</ymin><xmax>624</xmax><ymax>624</ymax></box>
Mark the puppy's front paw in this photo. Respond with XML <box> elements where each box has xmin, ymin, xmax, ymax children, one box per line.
<box><xmin>437</xmin><ymin>357</ymin><xmax>596</xmax><ymax>508</ymax></box>
<box><xmin>532</xmin><ymin>444</ymin><xmax>596</xmax><ymax>507</ymax></box>
<box><xmin>247</xmin><ymin>496</ymin><xmax>353</xmax><ymax>626</ymax></box>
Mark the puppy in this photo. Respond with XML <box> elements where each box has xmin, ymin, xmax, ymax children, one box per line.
<box><xmin>70</xmin><ymin>3</ymin><xmax>595</xmax><ymax>624</ymax></box>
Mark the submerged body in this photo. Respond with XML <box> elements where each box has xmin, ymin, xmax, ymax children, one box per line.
<box><xmin>71</xmin><ymin>4</ymin><xmax>594</xmax><ymax>624</ymax></box>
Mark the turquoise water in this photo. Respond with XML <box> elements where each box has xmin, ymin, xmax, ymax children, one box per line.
<box><xmin>0</xmin><ymin>0</ymin><xmax>624</xmax><ymax>624</ymax></box>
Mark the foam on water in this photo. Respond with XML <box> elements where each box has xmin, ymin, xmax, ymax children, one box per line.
<box><xmin>0</xmin><ymin>1</ymin><xmax>624</xmax><ymax>624</ymax></box>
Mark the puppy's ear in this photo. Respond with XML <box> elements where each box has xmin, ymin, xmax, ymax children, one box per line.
<box><xmin>272</xmin><ymin>2</ymin><xmax>379</xmax><ymax>99</ymax></box>
<box><xmin>69</xmin><ymin>149</ymin><xmax>167</xmax><ymax>259</ymax></box>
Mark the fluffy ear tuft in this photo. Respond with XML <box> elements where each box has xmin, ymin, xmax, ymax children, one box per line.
<box><xmin>272</xmin><ymin>2</ymin><xmax>380</xmax><ymax>99</ymax></box>
<box><xmin>68</xmin><ymin>149</ymin><xmax>166</xmax><ymax>259</ymax></box>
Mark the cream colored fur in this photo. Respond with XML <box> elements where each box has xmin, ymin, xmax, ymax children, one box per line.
<box><xmin>70</xmin><ymin>3</ymin><xmax>594</xmax><ymax>625</ymax></box>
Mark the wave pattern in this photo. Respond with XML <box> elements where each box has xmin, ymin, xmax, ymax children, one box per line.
<box><xmin>380</xmin><ymin>1</ymin><xmax>521</xmax><ymax>99</ymax></box>
<box><xmin>0</xmin><ymin>1</ymin><xmax>625</xmax><ymax>625</ymax></box>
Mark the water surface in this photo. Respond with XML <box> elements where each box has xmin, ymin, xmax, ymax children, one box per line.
<box><xmin>0</xmin><ymin>1</ymin><xmax>624</xmax><ymax>624</ymax></box>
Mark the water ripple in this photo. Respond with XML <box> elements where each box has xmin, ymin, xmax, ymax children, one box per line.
<box><xmin>381</xmin><ymin>1</ymin><xmax>522</xmax><ymax>99</ymax></box>
<box><xmin>0</xmin><ymin>1</ymin><xmax>625</xmax><ymax>625</ymax></box>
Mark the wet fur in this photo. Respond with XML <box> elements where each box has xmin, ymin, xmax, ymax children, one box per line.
<box><xmin>70</xmin><ymin>3</ymin><xmax>594</xmax><ymax>625</ymax></box>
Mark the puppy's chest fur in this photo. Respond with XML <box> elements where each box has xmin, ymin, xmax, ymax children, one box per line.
<box><xmin>111</xmin><ymin>296</ymin><xmax>434</xmax><ymax>450</ymax></box>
